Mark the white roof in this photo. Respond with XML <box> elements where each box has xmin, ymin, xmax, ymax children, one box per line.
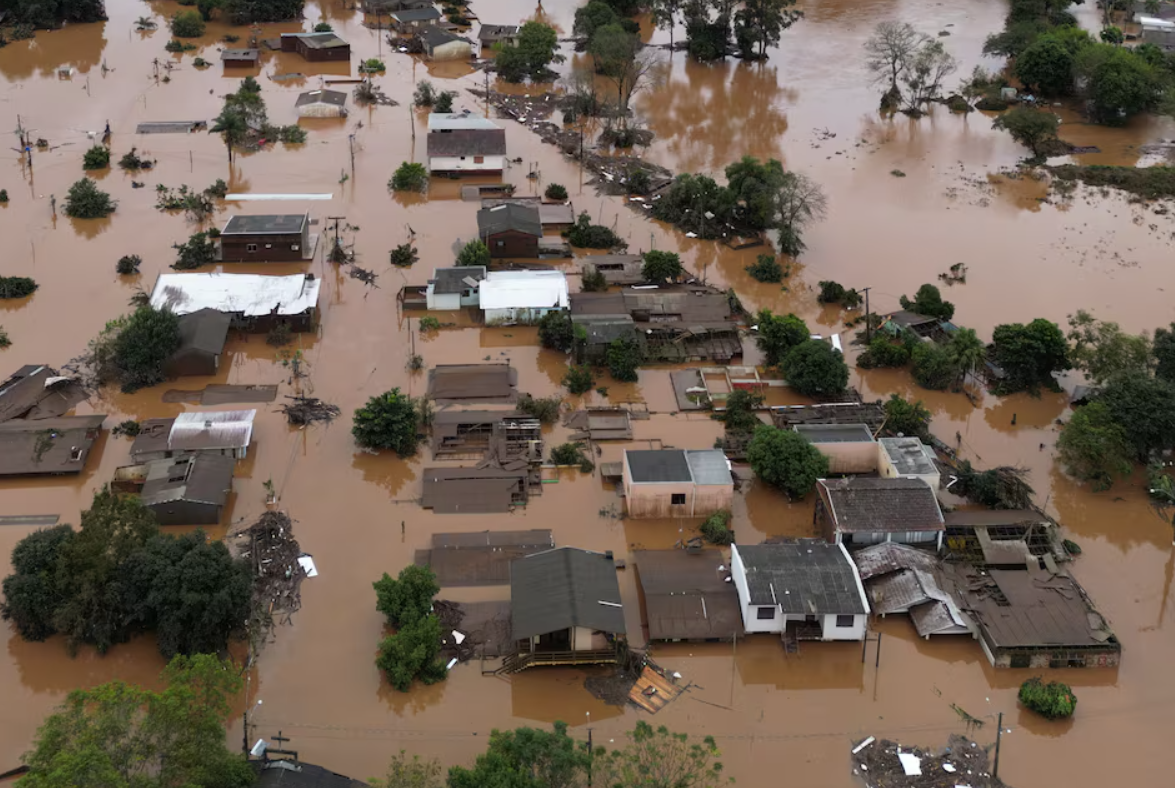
<box><xmin>1138</xmin><ymin>15</ymin><xmax>1175</xmax><ymax>28</ymax></box>
<box><xmin>428</xmin><ymin>112</ymin><xmax>502</xmax><ymax>132</ymax></box>
<box><xmin>170</xmin><ymin>409</ymin><xmax>255</xmax><ymax>451</ymax></box>
<box><xmin>150</xmin><ymin>273</ymin><xmax>321</xmax><ymax>317</ymax></box>
<box><xmin>480</xmin><ymin>270</ymin><xmax>569</xmax><ymax>311</ymax></box>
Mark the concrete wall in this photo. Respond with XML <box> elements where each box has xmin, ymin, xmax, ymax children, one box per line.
<box><xmin>430</xmin><ymin>40</ymin><xmax>473</xmax><ymax>60</ymax></box>
<box><xmin>820</xmin><ymin>613</ymin><xmax>867</xmax><ymax>641</ymax></box>
<box><xmin>624</xmin><ymin>480</ymin><xmax>697</xmax><ymax>518</ymax></box>
<box><xmin>427</xmin><ymin>291</ymin><xmax>461</xmax><ymax>310</ymax></box>
<box><xmin>877</xmin><ymin>445</ymin><xmax>941</xmax><ymax>489</ymax></box>
<box><xmin>297</xmin><ymin>103</ymin><xmax>345</xmax><ymax>119</ymax></box>
<box><xmin>430</xmin><ymin>154</ymin><xmax>506</xmax><ymax>174</ymax></box>
<box><xmin>692</xmin><ymin>483</ymin><xmax>734</xmax><ymax>517</ymax></box>
<box><xmin>813</xmin><ymin>440</ymin><xmax>878</xmax><ymax>474</ymax></box>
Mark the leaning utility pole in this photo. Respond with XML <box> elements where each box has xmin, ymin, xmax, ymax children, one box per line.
<box><xmin>992</xmin><ymin>711</ymin><xmax>1004</xmax><ymax>780</ymax></box>
<box><xmin>862</xmin><ymin>286</ymin><xmax>873</xmax><ymax>343</ymax></box>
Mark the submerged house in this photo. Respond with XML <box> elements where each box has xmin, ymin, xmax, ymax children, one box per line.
<box><xmin>877</xmin><ymin>436</ymin><xmax>941</xmax><ymax>489</ymax></box>
<box><xmin>853</xmin><ymin>542</ymin><xmax>970</xmax><ymax>639</ymax></box>
<box><xmin>816</xmin><ymin>477</ymin><xmax>945</xmax><ymax>549</ymax></box>
<box><xmin>391</xmin><ymin>6</ymin><xmax>442</xmax><ymax>31</ymax></box>
<box><xmin>426</xmin><ymin>266</ymin><xmax>486</xmax><ymax>310</ymax></box>
<box><xmin>793</xmin><ymin>424</ymin><xmax>877</xmax><ymax>475</ymax></box>
<box><xmin>149</xmin><ymin>273</ymin><xmax>322</xmax><ymax>333</ymax></box>
<box><xmin>0</xmin><ymin>364</ymin><xmax>86</xmax><ymax>423</ymax></box>
<box><xmin>477</xmin><ymin>203</ymin><xmax>542</xmax><ymax>258</ymax></box>
<box><xmin>478</xmin><ymin>23</ymin><xmax>520</xmax><ymax>51</ymax></box>
<box><xmin>480</xmin><ymin>270</ymin><xmax>569</xmax><ymax>324</ymax></box>
<box><xmin>419</xmin><ymin>25</ymin><xmax>473</xmax><ymax>60</ymax></box>
<box><xmin>0</xmin><ymin>415</ymin><xmax>105</xmax><ymax>476</ymax></box>
<box><xmin>131</xmin><ymin>410</ymin><xmax>256</xmax><ymax>464</ymax></box>
<box><xmin>221</xmin><ymin>48</ymin><xmax>260</xmax><ymax>68</ymax></box>
<box><xmin>295</xmin><ymin>89</ymin><xmax>348</xmax><ymax>118</ymax></box>
<box><xmin>167</xmin><ymin>309</ymin><xmax>231</xmax><ymax>378</ymax></box>
<box><xmin>428</xmin><ymin>114</ymin><xmax>506</xmax><ymax>174</ymax></box>
<box><xmin>635</xmin><ymin>549</ymin><xmax>741</xmax><ymax>641</ymax></box>
<box><xmin>621</xmin><ymin>449</ymin><xmax>733</xmax><ymax>519</ymax></box>
<box><xmin>115</xmin><ymin>454</ymin><xmax>235</xmax><ymax>526</ymax></box>
<box><xmin>731</xmin><ymin>540</ymin><xmax>870</xmax><ymax>642</ymax></box>
<box><xmin>280</xmin><ymin>31</ymin><xmax>351</xmax><ymax>61</ymax></box>
<box><xmin>219</xmin><ymin>214</ymin><xmax>315</xmax><ymax>262</ymax></box>
<box><xmin>507</xmin><ymin>547</ymin><xmax>625</xmax><ymax>669</ymax></box>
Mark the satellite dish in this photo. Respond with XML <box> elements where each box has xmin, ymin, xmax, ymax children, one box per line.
<box><xmin>250</xmin><ymin>739</ymin><xmax>268</xmax><ymax>758</ymax></box>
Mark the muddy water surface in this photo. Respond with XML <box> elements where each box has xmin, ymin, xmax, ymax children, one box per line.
<box><xmin>2</xmin><ymin>0</ymin><xmax>1174</xmax><ymax>785</ymax></box>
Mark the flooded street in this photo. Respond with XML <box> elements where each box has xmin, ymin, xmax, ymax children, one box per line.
<box><xmin>2</xmin><ymin>0</ymin><xmax>1175</xmax><ymax>785</ymax></box>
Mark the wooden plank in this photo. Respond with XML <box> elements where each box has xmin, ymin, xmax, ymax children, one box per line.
<box><xmin>628</xmin><ymin>664</ymin><xmax>683</xmax><ymax>714</ymax></box>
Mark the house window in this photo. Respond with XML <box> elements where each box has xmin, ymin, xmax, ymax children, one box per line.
<box><xmin>265</xmin><ymin>243</ymin><xmax>273</xmax><ymax>249</ymax></box>
<box><xmin>496</xmin><ymin>240</ymin><xmax>504</xmax><ymax>247</ymax></box>
<box><xmin>474</xmin><ymin>155</ymin><xmax>485</xmax><ymax>164</ymax></box>
<box><xmin>836</xmin><ymin>615</ymin><xmax>855</xmax><ymax>628</ymax></box>
<box><xmin>291</xmin><ymin>244</ymin><xmax>300</xmax><ymax>251</ymax></box>
<box><xmin>756</xmin><ymin>607</ymin><xmax>775</xmax><ymax>620</ymax></box>
<box><xmin>460</xmin><ymin>155</ymin><xmax>467</xmax><ymax>160</ymax></box>
<box><xmin>246</xmin><ymin>244</ymin><xmax>258</xmax><ymax>253</ymax></box>
<box><xmin>670</xmin><ymin>493</ymin><xmax>686</xmax><ymax>505</ymax></box>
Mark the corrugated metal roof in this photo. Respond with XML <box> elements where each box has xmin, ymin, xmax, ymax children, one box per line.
<box><xmin>140</xmin><ymin>453</ymin><xmax>235</xmax><ymax>507</ymax></box>
<box><xmin>169</xmin><ymin>410</ymin><xmax>255</xmax><ymax>452</ymax></box>
<box><xmin>428</xmin><ymin>113</ymin><xmax>502</xmax><ymax>132</ymax></box>
<box><xmin>818</xmin><ymin>477</ymin><xmax>944</xmax><ymax>533</ymax></box>
<box><xmin>431</xmin><ymin>265</ymin><xmax>486</xmax><ymax>295</ymax></box>
<box><xmin>634</xmin><ymin>550</ymin><xmax>741</xmax><ymax>640</ymax></box>
<box><xmin>685</xmin><ymin>449</ymin><xmax>732</xmax><ymax>485</ymax></box>
<box><xmin>735</xmin><ymin>540</ymin><xmax>868</xmax><ymax>615</ymax></box>
<box><xmin>510</xmin><ymin>547</ymin><xmax>625</xmax><ymax>639</ymax></box>
<box><xmin>480</xmin><ymin>270</ymin><xmax>568</xmax><ymax>311</ymax></box>
<box><xmin>476</xmin><ymin>203</ymin><xmax>542</xmax><ymax>238</ymax></box>
<box><xmin>428</xmin><ymin>129</ymin><xmax>506</xmax><ymax>157</ymax></box>
<box><xmin>296</xmin><ymin>89</ymin><xmax>347</xmax><ymax>107</ymax></box>
<box><xmin>150</xmin><ymin>273</ymin><xmax>321</xmax><ymax>317</ymax></box>
<box><xmin>477</xmin><ymin>24</ymin><xmax>520</xmax><ymax>41</ymax></box>
<box><xmin>878</xmin><ymin>436</ymin><xmax>937</xmax><ymax>475</ymax></box>
<box><xmin>853</xmin><ymin>542</ymin><xmax>941</xmax><ymax>580</ymax></box>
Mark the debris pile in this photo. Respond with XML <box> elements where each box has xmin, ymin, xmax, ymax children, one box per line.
<box><xmin>278</xmin><ymin>395</ymin><xmax>341</xmax><ymax>426</ymax></box>
<box><xmin>851</xmin><ymin>734</ymin><xmax>1009</xmax><ymax>788</ymax></box>
<box><xmin>434</xmin><ymin>599</ymin><xmax>512</xmax><ymax>662</ymax></box>
<box><xmin>236</xmin><ymin>512</ymin><xmax>308</xmax><ymax>645</ymax></box>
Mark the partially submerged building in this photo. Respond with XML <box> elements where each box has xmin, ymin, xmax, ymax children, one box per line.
<box><xmin>816</xmin><ymin>477</ymin><xmax>945</xmax><ymax>549</ymax></box>
<box><xmin>581</xmin><ymin>254</ymin><xmax>645</xmax><ymax>286</ymax></box>
<box><xmin>391</xmin><ymin>6</ymin><xmax>442</xmax><ymax>31</ymax></box>
<box><xmin>622</xmin><ymin>449</ymin><xmax>733</xmax><ymax>519</ymax></box>
<box><xmin>254</xmin><ymin>759</ymin><xmax>367</xmax><ymax>788</ymax></box>
<box><xmin>731</xmin><ymin>540</ymin><xmax>870</xmax><ymax>642</ymax></box>
<box><xmin>853</xmin><ymin>543</ymin><xmax>970</xmax><ymax>638</ymax></box>
<box><xmin>421</xmin><ymin>467</ymin><xmax>534</xmax><ymax>513</ymax></box>
<box><xmin>430</xmin><ymin>410</ymin><xmax>541</xmax><ymax>459</ymax></box>
<box><xmin>634</xmin><ymin>550</ymin><xmax>741</xmax><ymax>641</ymax></box>
<box><xmin>877</xmin><ymin>436</ymin><xmax>940</xmax><ymax>489</ymax></box>
<box><xmin>794</xmin><ymin>424</ymin><xmax>877</xmax><ymax>475</ymax></box>
<box><xmin>425</xmin><ymin>266</ymin><xmax>485</xmax><ymax>310</ymax></box>
<box><xmin>426</xmin><ymin>364</ymin><xmax>517</xmax><ymax>404</ymax></box>
<box><xmin>295</xmin><ymin>89</ymin><xmax>347</xmax><ymax>118</ymax></box>
<box><xmin>219</xmin><ymin>214</ymin><xmax>316</xmax><ymax>262</ymax></box>
<box><xmin>0</xmin><ymin>365</ymin><xmax>86</xmax><ymax>423</ymax></box>
<box><xmin>480</xmin><ymin>270</ymin><xmax>569</xmax><ymax>324</ymax></box>
<box><xmin>419</xmin><ymin>25</ymin><xmax>473</xmax><ymax>60</ymax></box>
<box><xmin>477</xmin><ymin>23</ymin><xmax>520</xmax><ymax>51</ymax></box>
<box><xmin>150</xmin><ymin>273</ymin><xmax>322</xmax><ymax>332</ymax></box>
<box><xmin>563</xmin><ymin>408</ymin><xmax>633</xmax><ymax>441</ymax></box>
<box><xmin>427</xmin><ymin>116</ymin><xmax>506</xmax><ymax>174</ymax></box>
<box><xmin>167</xmin><ymin>309</ymin><xmax>231</xmax><ymax>378</ymax></box>
<box><xmin>414</xmin><ymin>529</ymin><xmax>554</xmax><ymax>586</ymax></box>
<box><xmin>477</xmin><ymin>203</ymin><xmax>542</xmax><ymax>258</ymax></box>
<box><xmin>114</xmin><ymin>454</ymin><xmax>235</xmax><ymax>526</ymax></box>
<box><xmin>131</xmin><ymin>410</ymin><xmax>256</xmax><ymax>464</ymax></box>
<box><xmin>0</xmin><ymin>415</ymin><xmax>104</xmax><ymax>476</ymax></box>
<box><xmin>507</xmin><ymin>547</ymin><xmax>625</xmax><ymax>668</ymax></box>
<box><xmin>221</xmin><ymin>49</ymin><xmax>260</xmax><ymax>68</ymax></box>
<box><xmin>280</xmin><ymin>31</ymin><xmax>351</xmax><ymax>61</ymax></box>
<box><xmin>942</xmin><ymin>509</ymin><xmax>1062</xmax><ymax>565</ymax></box>
<box><xmin>771</xmin><ymin>400</ymin><xmax>886</xmax><ymax>432</ymax></box>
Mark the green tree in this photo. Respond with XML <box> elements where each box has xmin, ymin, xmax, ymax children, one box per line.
<box><xmin>456</xmin><ymin>239</ymin><xmax>491</xmax><ymax>267</ymax></box>
<box><xmin>314</xmin><ymin>21</ymin><xmax>332</xmax><ymax>32</ymax></box>
<box><xmin>992</xmin><ymin>107</ymin><xmax>1061</xmax><ymax>156</ymax></box>
<box><xmin>1019</xmin><ymin>677</ymin><xmax>1077</xmax><ymax>720</ymax></box>
<box><xmin>715</xmin><ymin>389</ymin><xmax>763</xmax><ymax>433</ymax></box>
<box><xmin>376</xmin><ymin>614</ymin><xmax>447</xmax><ymax>692</ymax></box>
<box><xmin>566</xmin><ymin>212</ymin><xmax>626</xmax><ymax>249</ymax></box>
<box><xmin>946</xmin><ymin>327</ymin><xmax>986</xmax><ymax>388</ymax></box>
<box><xmin>0</xmin><ymin>525</ymin><xmax>74</xmax><ymax>641</ymax></box>
<box><xmin>495</xmin><ymin>21</ymin><xmax>561</xmax><ymax>82</ymax></box>
<box><xmin>113</xmin><ymin>306</ymin><xmax>182</xmax><ymax>393</ymax></box>
<box><xmin>352</xmin><ymin>388</ymin><xmax>421</xmax><ymax>456</ymax></box>
<box><xmin>989</xmin><ymin>318</ymin><xmax>1070</xmax><ymax>393</ymax></box>
<box><xmin>754</xmin><ymin>309</ymin><xmax>809</xmax><ymax>367</ymax></box>
<box><xmin>641</xmin><ymin>250</ymin><xmax>684</xmax><ymax>283</ymax></box>
<box><xmin>82</xmin><ymin>144</ymin><xmax>110</xmax><ymax>170</ymax></box>
<box><xmin>864</xmin><ymin>21</ymin><xmax>926</xmax><ymax>100</ymax></box>
<box><xmin>1098</xmin><ymin>371</ymin><xmax>1175</xmax><ymax>459</ymax></box>
<box><xmin>857</xmin><ymin>336</ymin><xmax>910</xmax><ymax>369</ymax></box>
<box><xmin>1057</xmin><ymin>402</ymin><xmax>1133</xmax><ymax>490</ymax></box>
<box><xmin>221</xmin><ymin>0</ymin><xmax>305</xmax><ymax>24</ymax></box>
<box><xmin>539</xmin><ymin>311</ymin><xmax>577</xmax><ymax>353</ymax></box>
<box><xmin>448</xmin><ymin>721</ymin><xmax>590</xmax><ymax>788</ymax></box>
<box><xmin>545</xmin><ymin>183</ymin><xmax>569</xmax><ymax>201</ymax></box>
<box><xmin>745</xmin><ymin>254</ymin><xmax>784</xmax><ymax>283</ymax></box>
<box><xmin>210</xmin><ymin>105</ymin><xmax>248</xmax><ymax>165</ymax></box>
<box><xmin>563</xmin><ymin>364</ymin><xmax>595</xmax><ymax>394</ymax></box>
<box><xmin>1076</xmin><ymin>44</ymin><xmax>1159</xmax><ymax>126</ymax></box>
<box><xmin>0</xmin><ymin>276</ymin><xmax>38</xmax><ymax>298</ymax></box>
<box><xmin>725</xmin><ymin>155</ymin><xmax>785</xmax><ymax>230</ymax></box>
<box><xmin>594</xmin><ymin>721</ymin><xmax>732</xmax><ymax>788</ymax></box>
<box><xmin>607</xmin><ymin>337</ymin><xmax>641</xmax><ymax>382</ymax></box>
<box><xmin>651</xmin><ymin>0</ymin><xmax>685</xmax><ymax>50</ymax></box>
<box><xmin>64</xmin><ymin>177</ymin><xmax>117</xmax><ymax>218</ymax></box>
<box><xmin>1014</xmin><ymin>29</ymin><xmax>1091</xmax><ymax>95</ymax></box>
<box><xmin>373</xmin><ymin>751</ymin><xmax>443</xmax><ymax>788</ymax></box>
<box><xmin>173</xmin><ymin>231</ymin><xmax>218</xmax><ymax>270</ymax></box>
<box><xmin>373</xmin><ymin>565</ymin><xmax>439</xmax><ymax>629</ymax></box>
<box><xmin>588</xmin><ymin>24</ymin><xmax>656</xmax><ymax>135</ymax></box>
<box><xmin>1066</xmin><ymin>309</ymin><xmax>1151</xmax><ymax>385</ymax></box>
<box><xmin>782</xmin><ymin>339</ymin><xmax>849</xmax><ymax>397</ymax></box>
<box><xmin>881</xmin><ymin>393</ymin><xmax>931</xmax><ymax>440</ymax></box>
<box><xmin>1099</xmin><ymin>25</ymin><xmax>1124</xmax><ymax>45</ymax></box>
<box><xmin>911</xmin><ymin>341</ymin><xmax>957</xmax><ymax>390</ymax></box>
<box><xmin>170</xmin><ymin>9</ymin><xmax>205</xmax><ymax>37</ymax></box>
<box><xmin>899</xmin><ymin>283</ymin><xmax>955</xmax><ymax>320</ymax></box>
<box><xmin>733</xmin><ymin>0</ymin><xmax>802</xmax><ymax>61</ymax></box>
<box><xmin>746</xmin><ymin>424</ymin><xmax>829</xmax><ymax>498</ymax></box>
<box><xmin>573</xmin><ymin>1</ymin><xmax>636</xmax><ymax>42</ymax></box>
<box><xmin>20</xmin><ymin>654</ymin><xmax>252</xmax><ymax>788</ymax></box>
<box><xmin>1153</xmin><ymin>322</ymin><xmax>1175</xmax><ymax>383</ymax></box>
<box><xmin>390</xmin><ymin>161</ymin><xmax>429</xmax><ymax>192</ymax></box>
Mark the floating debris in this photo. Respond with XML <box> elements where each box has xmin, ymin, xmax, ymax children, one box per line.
<box><xmin>278</xmin><ymin>395</ymin><xmax>341</xmax><ymax>426</ymax></box>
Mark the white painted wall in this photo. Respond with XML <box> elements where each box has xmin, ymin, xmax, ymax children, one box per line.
<box><xmin>430</xmin><ymin>40</ymin><xmax>472</xmax><ymax>60</ymax></box>
<box><xmin>731</xmin><ymin>546</ymin><xmax>784</xmax><ymax>634</ymax></box>
<box><xmin>820</xmin><ymin>613</ymin><xmax>867</xmax><ymax>641</ymax></box>
<box><xmin>573</xmin><ymin>626</ymin><xmax>594</xmax><ymax>651</ymax></box>
<box><xmin>426</xmin><ymin>290</ymin><xmax>461</xmax><ymax>310</ymax></box>
<box><xmin>484</xmin><ymin>305</ymin><xmax>561</xmax><ymax>325</ymax></box>
<box><xmin>429</xmin><ymin>154</ymin><xmax>506</xmax><ymax>173</ymax></box>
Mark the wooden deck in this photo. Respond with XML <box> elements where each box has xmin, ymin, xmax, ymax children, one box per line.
<box><xmin>628</xmin><ymin>664</ymin><xmax>685</xmax><ymax>713</ymax></box>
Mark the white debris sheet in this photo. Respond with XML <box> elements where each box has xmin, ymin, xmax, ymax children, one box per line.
<box><xmin>898</xmin><ymin>752</ymin><xmax>922</xmax><ymax>776</ymax></box>
<box><xmin>297</xmin><ymin>554</ymin><xmax>318</xmax><ymax>578</ymax></box>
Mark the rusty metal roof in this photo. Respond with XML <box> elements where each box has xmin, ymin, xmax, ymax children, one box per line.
<box><xmin>420</xmin><ymin>467</ymin><xmax>527</xmax><ymax>513</ymax></box>
<box><xmin>426</xmin><ymin>364</ymin><xmax>516</xmax><ymax>402</ymax></box>
<box><xmin>510</xmin><ymin>547</ymin><xmax>625</xmax><ymax>639</ymax></box>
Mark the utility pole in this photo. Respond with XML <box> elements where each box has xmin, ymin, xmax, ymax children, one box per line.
<box><xmin>862</xmin><ymin>286</ymin><xmax>872</xmax><ymax>343</ymax></box>
<box><xmin>586</xmin><ymin>711</ymin><xmax>593</xmax><ymax>787</ymax></box>
<box><xmin>993</xmin><ymin>712</ymin><xmax>1003</xmax><ymax>780</ymax></box>
<box><xmin>348</xmin><ymin>133</ymin><xmax>356</xmax><ymax>177</ymax></box>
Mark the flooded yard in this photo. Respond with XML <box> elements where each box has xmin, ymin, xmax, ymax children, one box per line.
<box><xmin>1</xmin><ymin>0</ymin><xmax>1174</xmax><ymax>786</ymax></box>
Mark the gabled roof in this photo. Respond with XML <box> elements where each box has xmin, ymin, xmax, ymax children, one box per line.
<box><xmin>419</xmin><ymin>24</ymin><xmax>466</xmax><ymax>49</ymax></box>
<box><xmin>818</xmin><ymin>477</ymin><xmax>944</xmax><ymax>533</ymax></box>
<box><xmin>511</xmin><ymin>547</ymin><xmax>625</xmax><ymax>639</ymax></box>
<box><xmin>428</xmin><ymin>112</ymin><xmax>501</xmax><ymax>132</ymax></box>
<box><xmin>476</xmin><ymin>203</ymin><xmax>542</xmax><ymax>238</ymax></box>
<box><xmin>221</xmin><ymin>48</ymin><xmax>260</xmax><ymax>61</ymax></box>
<box><xmin>140</xmin><ymin>454</ymin><xmax>235</xmax><ymax>508</ymax></box>
<box><xmin>296</xmin><ymin>89</ymin><xmax>347</xmax><ymax>107</ymax></box>
<box><xmin>169</xmin><ymin>410</ymin><xmax>256</xmax><ymax>452</ymax></box>
<box><xmin>150</xmin><ymin>273</ymin><xmax>321</xmax><ymax>317</ymax></box>
<box><xmin>282</xmin><ymin>31</ymin><xmax>349</xmax><ymax>48</ymax></box>
<box><xmin>428</xmin><ymin>128</ymin><xmax>507</xmax><ymax>158</ymax></box>
<box><xmin>735</xmin><ymin>540</ymin><xmax>868</xmax><ymax>615</ymax></box>
<box><xmin>0</xmin><ymin>415</ymin><xmax>105</xmax><ymax>475</ymax></box>
<box><xmin>392</xmin><ymin>6</ymin><xmax>442</xmax><ymax>22</ymax></box>
<box><xmin>0</xmin><ymin>365</ymin><xmax>85</xmax><ymax>423</ymax></box>
<box><xmin>255</xmin><ymin>759</ymin><xmax>367</xmax><ymax>788</ymax></box>
<box><xmin>480</xmin><ymin>270</ymin><xmax>568</xmax><ymax>311</ymax></box>
<box><xmin>177</xmin><ymin>309</ymin><xmax>231</xmax><ymax>357</ymax></box>
<box><xmin>478</xmin><ymin>24</ymin><xmax>520</xmax><ymax>41</ymax></box>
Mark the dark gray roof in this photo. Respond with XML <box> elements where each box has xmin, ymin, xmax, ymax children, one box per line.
<box><xmin>223</xmin><ymin>214</ymin><xmax>306</xmax><ymax>235</ymax></box>
<box><xmin>572</xmin><ymin>314</ymin><xmax>637</xmax><ymax>346</ymax></box>
<box><xmin>221</xmin><ymin>48</ymin><xmax>260</xmax><ymax>61</ymax></box>
<box><xmin>635</xmin><ymin>550</ymin><xmax>741</xmax><ymax>640</ymax></box>
<box><xmin>177</xmin><ymin>309</ymin><xmax>230</xmax><ymax>356</ymax></box>
<box><xmin>283</xmin><ymin>32</ymin><xmax>349</xmax><ymax>49</ymax></box>
<box><xmin>685</xmin><ymin>450</ymin><xmax>732</xmax><ymax>485</ymax></box>
<box><xmin>476</xmin><ymin>202</ymin><xmax>541</xmax><ymax>238</ymax></box>
<box><xmin>736</xmin><ymin>540</ymin><xmax>867</xmax><ymax>615</ymax></box>
<box><xmin>879</xmin><ymin>436</ymin><xmax>936</xmax><ymax>476</ymax></box>
<box><xmin>794</xmin><ymin>424</ymin><xmax>875</xmax><ymax>443</ymax></box>
<box><xmin>510</xmin><ymin>547</ymin><xmax>625</xmax><ymax>639</ymax></box>
<box><xmin>140</xmin><ymin>453</ymin><xmax>235</xmax><ymax>507</ymax></box>
<box><xmin>0</xmin><ymin>415</ymin><xmax>105</xmax><ymax>475</ymax></box>
<box><xmin>626</xmin><ymin>449</ymin><xmax>692</xmax><ymax>483</ymax></box>
<box><xmin>296</xmin><ymin>89</ymin><xmax>347</xmax><ymax>107</ymax></box>
<box><xmin>429</xmin><ymin>129</ymin><xmax>507</xmax><ymax>158</ymax></box>
<box><xmin>886</xmin><ymin>310</ymin><xmax>938</xmax><ymax>328</ymax></box>
<box><xmin>255</xmin><ymin>760</ymin><xmax>367</xmax><ymax>788</ymax></box>
<box><xmin>0</xmin><ymin>364</ymin><xmax>85</xmax><ymax>423</ymax></box>
<box><xmin>431</xmin><ymin>265</ymin><xmax>486</xmax><ymax>295</ymax></box>
<box><xmin>393</xmin><ymin>6</ymin><xmax>442</xmax><ymax>22</ymax></box>
<box><xmin>478</xmin><ymin>24</ymin><xmax>520</xmax><ymax>41</ymax></box>
<box><xmin>943</xmin><ymin>509</ymin><xmax>1048</xmax><ymax>528</ymax></box>
<box><xmin>819</xmin><ymin>477</ymin><xmax>944</xmax><ymax>533</ymax></box>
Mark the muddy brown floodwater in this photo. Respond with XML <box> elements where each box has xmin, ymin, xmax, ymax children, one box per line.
<box><xmin>2</xmin><ymin>0</ymin><xmax>1174</xmax><ymax>785</ymax></box>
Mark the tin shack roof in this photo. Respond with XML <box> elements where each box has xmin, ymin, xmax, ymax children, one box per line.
<box><xmin>222</xmin><ymin>214</ymin><xmax>307</xmax><ymax>235</ymax></box>
<box><xmin>169</xmin><ymin>410</ymin><xmax>256</xmax><ymax>452</ymax></box>
<box><xmin>296</xmin><ymin>89</ymin><xmax>347</xmax><ymax>107</ymax></box>
<box><xmin>510</xmin><ymin>547</ymin><xmax>625</xmax><ymax>639</ymax></box>
<box><xmin>150</xmin><ymin>273</ymin><xmax>321</xmax><ymax>317</ymax></box>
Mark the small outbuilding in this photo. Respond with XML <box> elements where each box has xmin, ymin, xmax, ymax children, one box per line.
<box><xmin>419</xmin><ymin>24</ymin><xmax>473</xmax><ymax>60</ymax></box>
<box><xmin>477</xmin><ymin>203</ymin><xmax>542</xmax><ymax>258</ymax></box>
<box><xmin>426</xmin><ymin>266</ymin><xmax>486</xmax><ymax>310</ymax></box>
<box><xmin>622</xmin><ymin>448</ymin><xmax>733</xmax><ymax>519</ymax></box>
<box><xmin>221</xmin><ymin>48</ymin><xmax>260</xmax><ymax>67</ymax></box>
<box><xmin>793</xmin><ymin>423</ymin><xmax>877</xmax><ymax>475</ymax></box>
<box><xmin>280</xmin><ymin>32</ymin><xmax>351</xmax><ymax>61</ymax></box>
<box><xmin>480</xmin><ymin>270</ymin><xmax>569</xmax><ymax>324</ymax></box>
<box><xmin>816</xmin><ymin>477</ymin><xmax>945</xmax><ymax>549</ymax></box>
<box><xmin>731</xmin><ymin>540</ymin><xmax>870</xmax><ymax>641</ymax></box>
<box><xmin>133</xmin><ymin>453</ymin><xmax>236</xmax><ymax>526</ymax></box>
<box><xmin>878</xmin><ymin>436</ymin><xmax>941</xmax><ymax>490</ymax></box>
<box><xmin>167</xmin><ymin>309</ymin><xmax>231</xmax><ymax>378</ymax></box>
<box><xmin>220</xmin><ymin>214</ymin><xmax>313</xmax><ymax>262</ymax></box>
<box><xmin>509</xmin><ymin>547</ymin><xmax>625</xmax><ymax>668</ymax></box>
<box><xmin>295</xmin><ymin>89</ymin><xmax>348</xmax><ymax>118</ymax></box>
<box><xmin>131</xmin><ymin>410</ymin><xmax>256</xmax><ymax>464</ymax></box>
